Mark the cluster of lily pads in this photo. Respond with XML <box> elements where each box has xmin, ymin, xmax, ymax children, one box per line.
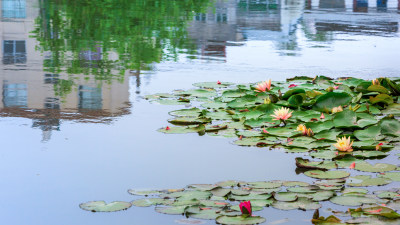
<box><xmin>80</xmin><ymin>179</ymin><xmax>400</xmax><ymax>224</ymax></box>
<box><xmin>80</xmin><ymin>76</ymin><xmax>400</xmax><ymax>224</ymax></box>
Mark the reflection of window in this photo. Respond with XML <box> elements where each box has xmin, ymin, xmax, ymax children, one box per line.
<box><xmin>44</xmin><ymin>74</ymin><xmax>59</xmax><ymax>84</ymax></box>
<box><xmin>2</xmin><ymin>83</ymin><xmax>27</xmax><ymax>107</ymax></box>
<box><xmin>216</xmin><ymin>12</ymin><xmax>227</xmax><ymax>22</ymax></box>
<box><xmin>78</xmin><ymin>85</ymin><xmax>102</xmax><ymax>110</ymax></box>
<box><xmin>195</xmin><ymin>13</ymin><xmax>206</xmax><ymax>21</ymax></box>
<box><xmin>44</xmin><ymin>97</ymin><xmax>60</xmax><ymax>109</ymax></box>
<box><xmin>3</xmin><ymin>40</ymin><xmax>26</xmax><ymax>65</ymax></box>
<box><xmin>2</xmin><ymin>0</ymin><xmax>26</xmax><ymax>18</ymax></box>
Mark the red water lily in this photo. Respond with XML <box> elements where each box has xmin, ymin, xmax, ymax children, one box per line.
<box><xmin>288</xmin><ymin>84</ymin><xmax>298</xmax><ymax>88</ymax></box>
<box><xmin>166</xmin><ymin>126</ymin><xmax>170</xmax><ymax>130</ymax></box>
<box><xmin>239</xmin><ymin>201</ymin><xmax>252</xmax><ymax>216</ymax></box>
<box><xmin>217</xmin><ymin>80</ymin><xmax>222</xmax><ymax>85</ymax></box>
<box><xmin>349</xmin><ymin>162</ymin><xmax>356</xmax><ymax>169</ymax></box>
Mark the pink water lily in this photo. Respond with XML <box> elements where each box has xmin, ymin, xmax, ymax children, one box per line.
<box><xmin>255</xmin><ymin>79</ymin><xmax>272</xmax><ymax>92</ymax></box>
<box><xmin>288</xmin><ymin>84</ymin><xmax>298</xmax><ymax>88</ymax></box>
<box><xmin>263</xmin><ymin>128</ymin><xmax>269</xmax><ymax>134</ymax></box>
<box><xmin>217</xmin><ymin>80</ymin><xmax>221</xmax><ymax>85</ymax></box>
<box><xmin>165</xmin><ymin>126</ymin><xmax>170</xmax><ymax>130</ymax></box>
<box><xmin>320</xmin><ymin>113</ymin><xmax>325</xmax><ymax>119</ymax></box>
<box><xmin>271</xmin><ymin>107</ymin><xmax>292</xmax><ymax>121</ymax></box>
<box><xmin>239</xmin><ymin>201</ymin><xmax>252</xmax><ymax>216</ymax></box>
<box><xmin>349</xmin><ymin>162</ymin><xmax>356</xmax><ymax>169</ymax></box>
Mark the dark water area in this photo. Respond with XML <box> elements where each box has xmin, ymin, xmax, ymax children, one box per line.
<box><xmin>0</xmin><ymin>0</ymin><xmax>400</xmax><ymax>224</ymax></box>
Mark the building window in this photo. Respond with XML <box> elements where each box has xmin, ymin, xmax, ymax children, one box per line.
<box><xmin>78</xmin><ymin>85</ymin><xmax>102</xmax><ymax>110</ymax></box>
<box><xmin>3</xmin><ymin>40</ymin><xmax>26</xmax><ymax>65</ymax></box>
<box><xmin>44</xmin><ymin>97</ymin><xmax>60</xmax><ymax>109</ymax></box>
<box><xmin>195</xmin><ymin>13</ymin><xmax>207</xmax><ymax>21</ymax></box>
<box><xmin>2</xmin><ymin>83</ymin><xmax>27</xmax><ymax>107</ymax></box>
<box><xmin>2</xmin><ymin>0</ymin><xmax>26</xmax><ymax>18</ymax></box>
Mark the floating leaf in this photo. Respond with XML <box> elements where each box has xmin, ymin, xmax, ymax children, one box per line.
<box><xmin>355</xmin><ymin>162</ymin><xmax>396</xmax><ymax>173</ymax></box>
<box><xmin>347</xmin><ymin>175</ymin><xmax>392</xmax><ymax>187</ymax></box>
<box><xmin>304</xmin><ymin>170</ymin><xmax>350</xmax><ymax>179</ymax></box>
<box><xmin>380</xmin><ymin>119</ymin><xmax>400</xmax><ymax>136</ymax></box>
<box><xmin>330</xmin><ymin>196</ymin><xmax>378</xmax><ymax>206</ymax></box>
<box><xmin>354</xmin><ymin>126</ymin><xmax>383</xmax><ymax>141</ymax></box>
<box><xmin>248</xmin><ymin>181</ymin><xmax>282</xmax><ymax>189</ymax></box>
<box><xmin>216</xmin><ymin>215</ymin><xmax>266</xmax><ymax>225</ymax></box>
<box><xmin>168</xmin><ymin>117</ymin><xmax>211</xmax><ymax>125</ymax></box>
<box><xmin>369</xmin><ymin>94</ymin><xmax>394</xmax><ymax>105</ymax></box>
<box><xmin>169</xmin><ymin>108</ymin><xmax>201</xmax><ymax>117</ymax></box>
<box><xmin>295</xmin><ymin>158</ymin><xmax>337</xmax><ymax>170</ymax></box>
<box><xmin>193</xmin><ymin>82</ymin><xmax>233</xmax><ymax>89</ymax></box>
<box><xmin>274</xmin><ymin>192</ymin><xmax>297</xmax><ymax>202</ymax></box>
<box><xmin>272</xmin><ymin>197</ymin><xmax>321</xmax><ymax>210</ymax></box>
<box><xmin>377</xmin><ymin>172</ymin><xmax>400</xmax><ymax>181</ymax></box>
<box><xmin>131</xmin><ymin>198</ymin><xmax>173</xmax><ymax>207</ymax></box>
<box><xmin>79</xmin><ymin>201</ymin><xmax>132</xmax><ymax>212</ymax></box>
<box><xmin>155</xmin><ymin>206</ymin><xmax>188</xmax><ymax>215</ymax></box>
<box><xmin>313</xmin><ymin>92</ymin><xmax>352</xmax><ymax>111</ymax></box>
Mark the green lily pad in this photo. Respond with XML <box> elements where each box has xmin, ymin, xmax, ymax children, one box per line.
<box><xmin>131</xmin><ymin>198</ymin><xmax>173</xmax><ymax>207</ymax></box>
<box><xmin>161</xmin><ymin>191</ymin><xmax>211</xmax><ymax>200</ymax></box>
<box><xmin>355</xmin><ymin>162</ymin><xmax>397</xmax><ymax>173</ymax></box>
<box><xmin>79</xmin><ymin>201</ymin><xmax>132</xmax><ymax>212</ymax></box>
<box><xmin>158</xmin><ymin>125</ymin><xmax>204</xmax><ymax>134</ymax></box>
<box><xmin>249</xmin><ymin>199</ymin><xmax>274</xmax><ymax>207</ymax></box>
<box><xmin>248</xmin><ymin>181</ymin><xmax>282</xmax><ymax>189</ymax></box>
<box><xmin>193</xmin><ymin>82</ymin><xmax>234</xmax><ymax>89</ymax></box>
<box><xmin>376</xmin><ymin>192</ymin><xmax>400</xmax><ymax>199</ymax></box>
<box><xmin>380</xmin><ymin>119</ymin><xmax>400</xmax><ymax>136</ymax></box>
<box><xmin>155</xmin><ymin>206</ymin><xmax>187</xmax><ymax>215</ymax></box>
<box><xmin>274</xmin><ymin>192</ymin><xmax>298</xmax><ymax>202</ymax></box>
<box><xmin>377</xmin><ymin>172</ymin><xmax>400</xmax><ymax>181</ymax></box>
<box><xmin>330</xmin><ymin>196</ymin><xmax>378</xmax><ymax>206</ymax></box>
<box><xmin>310</xmin><ymin>151</ymin><xmax>338</xmax><ymax>160</ymax></box>
<box><xmin>314</xmin><ymin>92</ymin><xmax>352</xmax><ymax>111</ymax></box>
<box><xmin>353</xmin><ymin>151</ymin><xmax>388</xmax><ymax>159</ymax></box>
<box><xmin>282</xmin><ymin>181</ymin><xmax>310</xmax><ymax>187</ymax></box>
<box><xmin>229</xmin><ymin>193</ymin><xmax>272</xmax><ymax>201</ymax></box>
<box><xmin>168</xmin><ymin>117</ymin><xmax>211</xmax><ymax>125</ymax></box>
<box><xmin>333</xmin><ymin>110</ymin><xmax>358</xmax><ymax>128</ymax></box>
<box><xmin>169</xmin><ymin>108</ymin><xmax>201</xmax><ymax>117</ymax></box>
<box><xmin>381</xmin><ymin>103</ymin><xmax>400</xmax><ymax>115</ymax></box>
<box><xmin>287</xmin><ymin>186</ymin><xmax>319</xmax><ymax>193</ymax></box>
<box><xmin>127</xmin><ymin>189</ymin><xmax>161</xmax><ymax>196</ymax></box>
<box><xmin>342</xmin><ymin>188</ymin><xmax>368</xmax><ymax>195</ymax></box>
<box><xmin>272</xmin><ymin>197</ymin><xmax>321</xmax><ymax>210</ymax></box>
<box><xmin>354</xmin><ymin>126</ymin><xmax>383</xmax><ymax>141</ymax></box>
<box><xmin>304</xmin><ymin>170</ymin><xmax>350</xmax><ymax>179</ymax></box>
<box><xmin>311</xmin><ymin>190</ymin><xmax>335</xmax><ymax>201</ymax></box>
<box><xmin>369</xmin><ymin>94</ymin><xmax>394</xmax><ymax>105</ymax></box>
<box><xmin>230</xmin><ymin>205</ymin><xmax>263</xmax><ymax>212</ymax></box>
<box><xmin>305</xmin><ymin>121</ymin><xmax>334</xmax><ymax>133</ymax></box>
<box><xmin>211</xmin><ymin>187</ymin><xmax>231</xmax><ymax>197</ymax></box>
<box><xmin>314</xmin><ymin>129</ymin><xmax>342</xmax><ymax>141</ymax></box>
<box><xmin>295</xmin><ymin>157</ymin><xmax>337</xmax><ymax>170</ymax></box>
<box><xmin>347</xmin><ymin>175</ymin><xmax>392</xmax><ymax>187</ymax></box>
<box><xmin>201</xmin><ymin>101</ymin><xmax>227</xmax><ymax>109</ymax></box>
<box><xmin>216</xmin><ymin>215</ymin><xmax>266</xmax><ymax>225</ymax></box>
<box><xmin>156</xmin><ymin>99</ymin><xmax>188</xmax><ymax>105</ymax></box>
<box><xmin>180</xmin><ymin>89</ymin><xmax>217</xmax><ymax>98</ymax></box>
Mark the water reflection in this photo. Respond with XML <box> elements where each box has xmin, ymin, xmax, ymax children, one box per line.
<box><xmin>0</xmin><ymin>0</ymin><xmax>399</xmax><ymax>142</ymax></box>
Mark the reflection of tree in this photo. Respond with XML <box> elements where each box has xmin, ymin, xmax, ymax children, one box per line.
<box><xmin>33</xmin><ymin>0</ymin><xmax>212</xmax><ymax>96</ymax></box>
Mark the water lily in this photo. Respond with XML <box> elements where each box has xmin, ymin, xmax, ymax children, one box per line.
<box><xmin>288</xmin><ymin>84</ymin><xmax>298</xmax><ymax>88</ymax></box>
<box><xmin>217</xmin><ymin>80</ymin><xmax>221</xmax><ymax>85</ymax></box>
<box><xmin>320</xmin><ymin>113</ymin><xmax>325</xmax><ymax>119</ymax></box>
<box><xmin>334</xmin><ymin>136</ymin><xmax>353</xmax><ymax>152</ymax></box>
<box><xmin>271</xmin><ymin>107</ymin><xmax>292</xmax><ymax>122</ymax></box>
<box><xmin>372</xmin><ymin>79</ymin><xmax>380</xmax><ymax>86</ymax></box>
<box><xmin>306</xmin><ymin>128</ymin><xmax>314</xmax><ymax>137</ymax></box>
<box><xmin>296</xmin><ymin>124</ymin><xmax>307</xmax><ymax>135</ymax></box>
<box><xmin>239</xmin><ymin>201</ymin><xmax>252</xmax><ymax>216</ymax></box>
<box><xmin>263</xmin><ymin>128</ymin><xmax>269</xmax><ymax>134</ymax></box>
<box><xmin>333</xmin><ymin>86</ymin><xmax>339</xmax><ymax>90</ymax></box>
<box><xmin>332</xmin><ymin>106</ymin><xmax>343</xmax><ymax>113</ymax></box>
<box><xmin>349</xmin><ymin>162</ymin><xmax>356</xmax><ymax>169</ymax></box>
<box><xmin>255</xmin><ymin>79</ymin><xmax>272</xmax><ymax>92</ymax></box>
<box><xmin>166</xmin><ymin>126</ymin><xmax>170</xmax><ymax>130</ymax></box>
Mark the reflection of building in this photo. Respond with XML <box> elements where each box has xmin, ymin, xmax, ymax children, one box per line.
<box><xmin>0</xmin><ymin>0</ymin><xmax>130</xmax><ymax>142</ymax></box>
<box><xmin>188</xmin><ymin>0</ymin><xmax>400</xmax><ymax>58</ymax></box>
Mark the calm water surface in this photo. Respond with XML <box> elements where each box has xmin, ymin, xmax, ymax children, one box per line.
<box><xmin>1</xmin><ymin>0</ymin><xmax>400</xmax><ymax>224</ymax></box>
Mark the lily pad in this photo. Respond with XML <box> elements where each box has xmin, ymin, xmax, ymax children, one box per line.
<box><xmin>377</xmin><ymin>172</ymin><xmax>400</xmax><ymax>181</ymax></box>
<box><xmin>355</xmin><ymin>162</ymin><xmax>397</xmax><ymax>173</ymax></box>
<box><xmin>193</xmin><ymin>82</ymin><xmax>234</xmax><ymax>89</ymax></box>
<box><xmin>354</xmin><ymin>126</ymin><xmax>383</xmax><ymax>141</ymax></box>
<box><xmin>347</xmin><ymin>175</ymin><xmax>392</xmax><ymax>187</ymax></box>
<box><xmin>272</xmin><ymin>197</ymin><xmax>321</xmax><ymax>210</ymax></box>
<box><xmin>295</xmin><ymin>157</ymin><xmax>337</xmax><ymax>170</ymax></box>
<box><xmin>274</xmin><ymin>192</ymin><xmax>297</xmax><ymax>202</ymax></box>
<box><xmin>155</xmin><ymin>206</ymin><xmax>188</xmax><ymax>215</ymax></box>
<box><xmin>168</xmin><ymin>117</ymin><xmax>211</xmax><ymax>125</ymax></box>
<box><xmin>314</xmin><ymin>92</ymin><xmax>352</xmax><ymax>111</ymax></box>
<box><xmin>216</xmin><ymin>215</ymin><xmax>266</xmax><ymax>225</ymax></box>
<box><xmin>304</xmin><ymin>170</ymin><xmax>350</xmax><ymax>179</ymax></box>
<box><xmin>131</xmin><ymin>198</ymin><xmax>173</xmax><ymax>207</ymax></box>
<box><xmin>248</xmin><ymin>181</ymin><xmax>282</xmax><ymax>189</ymax></box>
<box><xmin>169</xmin><ymin>108</ymin><xmax>201</xmax><ymax>117</ymax></box>
<box><xmin>330</xmin><ymin>196</ymin><xmax>378</xmax><ymax>206</ymax></box>
<box><xmin>79</xmin><ymin>201</ymin><xmax>132</xmax><ymax>212</ymax></box>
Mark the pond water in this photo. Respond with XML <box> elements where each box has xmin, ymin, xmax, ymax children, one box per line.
<box><xmin>0</xmin><ymin>0</ymin><xmax>400</xmax><ymax>224</ymax></box>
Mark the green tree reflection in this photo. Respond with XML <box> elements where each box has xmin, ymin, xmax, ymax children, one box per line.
<box><xmin>33</xmin><ymin>0</ymin><xmax>212</xmax><ymax>96</ymax></box>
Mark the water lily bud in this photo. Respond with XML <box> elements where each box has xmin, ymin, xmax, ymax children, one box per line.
<box><xmin>306</xmin><ymin>128</ymin><xmax>314</xmax><ymax>137</ymax></box>
<box><xmin>239</xmin><ymin>201</ymin><xmax>252</xmax><ymax>216</ymax></box>
<box><xmin>166</xmin><ymin>126</ymin><xmax>170</xmax><ymax>130</ymax></box>
<box><xmin>326</xmin><ymin>87</ymin><xmax>334</xmax><ymax>92</ymax></box>
<box><xmin>375</xmin><ymin>144</ymin><xmax>382</xmax><ymax>151</ymax></box>
<box><xmin>372</xmin><ymin>79</ymin><xmax>380</xmax><ymax>86</ymax></box>
<box><xmin>320</xmin><ymin>113</ymin><xmax>325</xmax><ymax>119</ymax></box>
<box><xmin>349</xmin><ymin>162</ymin><xmax>356</xmax><ymax>169</ymax></box>
<box><xmin>217</xmin><ymin>80</ymin><xmax>221</xmax><ymax>85</ymax></box>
